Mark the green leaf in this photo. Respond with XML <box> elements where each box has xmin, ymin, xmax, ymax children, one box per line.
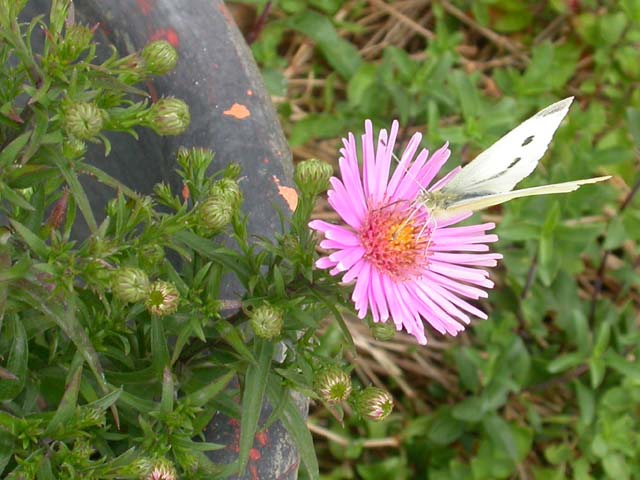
<box><xmin>0</xmin><ymin>426</ymin><xmax>14</xmax><ymax>474</ymax></box>
<box><xmin>288</xmin><ymin>11</ymin><xmax>362</xmax><ymax>78</ymax></box>
<box><xmin>0</xmin><ymin>315</ymin><xmax>28</xmax><ymax>401</ymax></box>
<box><xmin>173</xmin><ymin>231</ymin><xmax>251</xmax><ymax>282</ymax></box>
<box><xmin>588</xmin><ymin>356</ymin><xmax>606</xmax><ymax>388</ymax></box>
<box><xmin>214</xmin><ymin>318</ymin><xmax>255</xmax><ymax>363</ymax></box>
<box><xmin>428</xmin><ymin>409</ymin><xmax>464</xmax><ymax>445</ymax></box>
<box><xmin>9</xmin><ymin>218</ymin><xmax>50</xmax><ymax>258</ymax></box>
<box><xmin>151</xmin><ymin>316</ymin><xmax>170</xmax><ymax>374</ymax></box>
<box><xmin>238</xmin><ymin>338</ymin><xmax>274</xmax><ymax>475</ymax></box>
<box><xmin>160</xmin><ymin>367</ymin><xmax>174</xmax><ymax>415</ymax></box>
<box><xmin>50</xmin><ymin>153</ymin><xmax>97</xmax><ymax>233</ymax></box>
<box><xmin>183</xmin><ymin>371</ymin><xmax>235</xmax><ymax>408</ymax></box>
<box><xmin>547</xmin><ymin>352</ymin><xmax>585</xmax><ymax>374</ymax></box>
<box><xmin>482</xmin><ymin>414</ymin><xmax>518</xmax><ymax>462</ymax></box>
<box><xmin>574</xmin><ymin>380</ymin><xmax>595</xmax><ymax>426</ymax></box>
<box><xmin>538</xmin><ymin>202</ymin><xmax>561</xmax><ymax>286</ymax></box>
<box><xmin>451</xmin><ymin>396</ymin><xmax>486</xmax><ymax>422</ymax></box>
<box><xmin>0</xmin><ymin>181</ymin><xmax>35</xmax><ymax>211</ymax></box>
<box><xmin>0</xmin><ymin>131</ymin><xmax>30</xmax><ymax>167</ymax></box>
<box><xmin>45</xmin><ymin>357</ymin><xmax>83</xmax><ymax>435</ymax></box>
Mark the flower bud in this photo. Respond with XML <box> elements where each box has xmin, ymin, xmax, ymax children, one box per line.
<box><xmin>62</xmin><ymin>137</ymin><xmax>87</xmax><ymax>159</ymax></box>
<box><xmin>198</xmin><ymin>197</ymin><xmax>233</xmax><ymax>232</ymax></box>
<box><xmin>112</xmin><ymin>267</ymin><xmax>149</xmax><ymax>303</ymax></box>
<box><xmin>63</xmin><ymin>102</ymin><xmax>105</xmax><ymax>140</ymax></box>
<box><xmin>139</xmin><ymin>243</ymin><xmax>165</xmax><ymax>269</ymax></box>
<box><xmin>145</xmin><ymin>97</ymin><xmax>190</xmax><ymax>136</ymax></box>
<box><xmin>355</xmin><ymin>387</ymin><xmax>393</xmax><ymax>422</ymax></box>
<box><xmin>142</xmin><ymin>40</ymin><xmax>178</xmax><ymax>76</ymax></box>
<box><xmin>77</xmin><ymin>407</ymin><xmax>105</xmax><ymax>428</ymax></box>
<box><xmin>146</xmin><ymin>458</ymin><xmax>177</xmax><ymax>480</ymax></box>
<box><xmin>314</xmin><ymin>366</ymin><xmax>352</xmax><ymax>403</ymax></box>
<box><xmin>118</xmin><ymin>53</ymin><xmax>147</xmax><ymax>84</ymax></box>
<box><xmin>224</xmin><ymin>163</ymin><xmax>242</xmax><ymax>179</ymax></box>
<box><xmin>249</xmin><ymin>303</ymin><xmax>283</xmax><ymax>340</ymax></box>
<box><xmin>370</xmin><ymin>321</ymin><xmax>396</xmax><ymax>341</ymax></box>
<box><xmin>176</xmin><ymin>146</ymin><xmax>214</xmax><ymax>171</ymax></box>
<box><xmin>294</xmin><ymin>158</ymin><xmax>333</xmax><ymax>196</ymax></box>
<box><xmin>72</xmin><ymin>438</ymin><xmax>94</xmax><ymax>461</ymax></box>
<box><xmin>145</xmin><ymin>280</ymin><xmax>180</xmax><ymax>316</ymax></box>
<box><xmin>210</xmin><ymin>178</ymin><xmax>242</xmax><ymax>208</ymax></box>
<box><xmin>58</xmin><ymin>24</ymin><xmax>93</xmax><ymax>62</ymax></box>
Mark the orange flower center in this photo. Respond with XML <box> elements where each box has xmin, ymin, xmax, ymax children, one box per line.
<box><xmin>360</xmin><ymin>203</ymin><xmax>431</xmax><ymax>280</ymax></box>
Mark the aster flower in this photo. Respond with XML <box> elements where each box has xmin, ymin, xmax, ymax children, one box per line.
<box><xmin>309</xmin><ymin>120</ymin><xmax>502</xmax><ymax>345</ymax></box>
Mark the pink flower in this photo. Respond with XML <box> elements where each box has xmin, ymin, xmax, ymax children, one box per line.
<box><xmin>309</xmin><ymin>120</ymin><xmax>502</xmax><ymax>345</ymax></box>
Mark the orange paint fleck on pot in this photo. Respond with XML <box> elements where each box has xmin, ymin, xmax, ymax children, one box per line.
<box><xmin>149</xmin><ymin>28</ymin><xmax>180</xmax><ymax>48</ymax></box>
<box><xmin>255</xmin><ymin>431</ymin><xmax>268</xmax><ymax>447</ymax></box>
<box><xmin>272</xmin><ymin>175</ymin><xmax>298</xmax><ymax>212</ymax></box>
<box><xmin>181</xmin><ymin>184</ymin><xmax>190</xmax><ymax>201</ymax></box>
<box><xmin>223</xmin><ymin>103</ymin><xmax>251</xmax><ymax>120</ymax></box>
<box><xmin>136</xmin><ymin>0</ymin><xmax>153</xmax><ymax>15</ymax></box>
<box><xmin>249</xmin><ymin>448</ymin><xmax>261</xmax><ymax>461</ymax></box>
<box><xmin>247</xmin><ymin>89</ymin><xmax>253</xmax><ymax>96</ymax></box>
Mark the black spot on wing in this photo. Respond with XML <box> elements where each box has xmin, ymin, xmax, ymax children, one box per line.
<box><xmin>508</xmin><ymin>157</ymin><xmax>521</xmax><ymax>168</ymax></box>
<box><xmin>521</xmin><ymin>135</ymin><xmax>534</xmax><ymax>146</ymax></box>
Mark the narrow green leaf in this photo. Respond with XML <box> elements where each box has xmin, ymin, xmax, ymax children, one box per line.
<box><xmin>214</xmin><ymin>318</ymin><xmax>255</xmax><ymax>363</ymax></box>
<box><xmin>9</xmin><ymin>218</ymin><xmax>50</xmax><ymax>258</ymax></box>
<box><xmin>0</xmin><ymin>131</ymin><xmax>30</xmax><ymax>167</ymax></box>
<box><xmin>0</xmin><ymin>256</ymin><xmax>30</xmax><ymax>282</ymax></box>
<box><xmin>288</xmin><ymin>11</ymin><xmax>361</xmax><ymax>78</ymax></box>
<box><xmin>574</xmin><ymin>380</ymin><xmax>595</xmax><ymax>426</ymax></box>
<box><xmin>0</xmin><ymin>181</ymin><xmax>35</xmax><ymax>210</ymax></box>
<box><xmin>45</xmin><ymin>358</ymin><xmax>83</xmax><ymax>435</ymax></box>
<box><xmin>151</xmin><ymin>316</ymin><xmax>170</xmax><ymax>374</ymax></box>
<box><xmin>547</xmin><ymin>352</ymin><xmax>585</xmax><ymax>373</ymax></box>
<box><xmin>183</xmin><ymin>371</ymin><xmax>235</xmax><ymax>408</ymax></box>
<box><xmin>160</xmin><ymin>367</ymin><xmax>174</xmax><ymax>415</ymax></box>
<box><xmin>311</xmin><ymin>290</ymin><xmax>355</xmax><ymax>352</ymax></box>
<box><xmin>238</xmin><ymin>338</ymin><xmax>274</xmax><ymax>475</ymax></box>
<box><xmin>0</xmin><ymin>315</ymin><xmax>28</xmax><ymax>401</ymax></box>
<box><xmin>483</xmin><ymin>414</ymin><xmax>519</xmax><ymax>462</ymax></box>
<box><xmin>78</xmin><ymin>163</ymin><xmax>138</xmax><ymax>199</ymax></box>
<box><xmin>0</xmin><ymin>426</ymin><xmax>14</xmax><ymax>474</ymax></box>
<box><xmin>173</xmin><ymin>230</ymin><xmax>250</xmax><ymax>282</ymax></box>
<box><xmin>50</xmin><ymin>154</ymin><xmax>98</xmax><ymax>233</ymax></box>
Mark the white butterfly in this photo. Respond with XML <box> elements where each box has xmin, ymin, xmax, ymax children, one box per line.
<box><xmin>419</xmin><ymin>97</ymin><xmax>610</xmax><ymax>220</ymax></box>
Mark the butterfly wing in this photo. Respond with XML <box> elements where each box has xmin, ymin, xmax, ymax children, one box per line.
<box><xmin>442</xmin><ymin>97</ymin><xmax>574</xmax><ymax>196</ymax></box>
<box><xmin>432</xmin><ymin>176</ymin><xmax>610</xmax><ymax>219</ymax></box>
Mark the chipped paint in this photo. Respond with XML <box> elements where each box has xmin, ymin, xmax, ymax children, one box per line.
<box><xmin>136</xmin><ymin>0</ymin><xmax>153</xmax><ymax>15</ymax></box>
<box><xmin>223</xmin><ymin>103</ymin><xmax>251</xmax><ymax>120</ymax></box>
<box><xmin>272</xmin><ymin>175</ymin><xmax>298</xmax><ymax>212</ymax></box>
<box><xmin>149</xmin><ymin>27</ymin><xmax>180</xmax><ymax>48</ymax></box>
<box><xmin>247</xmin><ymin>89</ymin><xmax>253</xmax><ymax>96</ymax></box>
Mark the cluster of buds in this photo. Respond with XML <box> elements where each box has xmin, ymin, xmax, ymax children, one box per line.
<box><xmin>111</xmin><ymin>267</ymin><xmax>179</xmax><ymax>317</ymax></box>
<box><xmin>313</xmin><ymin>366</ymin><xmax>394</xmax><ymax>421</ymax></box>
